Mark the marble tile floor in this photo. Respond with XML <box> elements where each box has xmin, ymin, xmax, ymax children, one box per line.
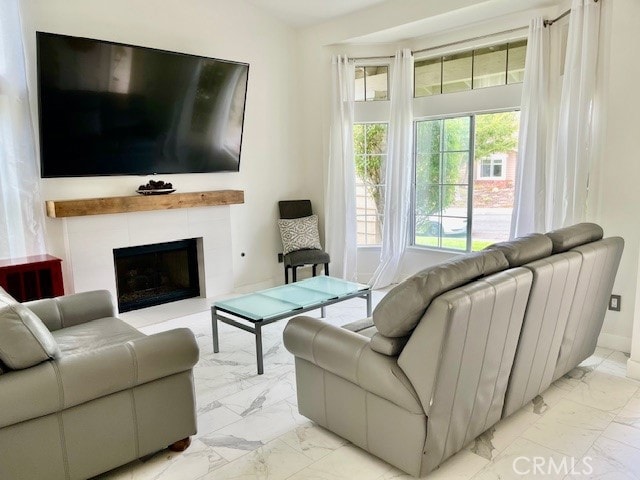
<box><xmin>99</xmin><ymin>295</ymin><xmax>640</xmax><ymax>480</ymax></box>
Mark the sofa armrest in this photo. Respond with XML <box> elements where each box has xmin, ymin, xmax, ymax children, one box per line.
<box><xmin>57</xmin><ymin>328</ymin><xmax>199</xmax><ymax>410</ymax></box>
<box><xmin>25</xmin><ymin>290</ymin><xmax>116</xmax><ymax>331</ymax></box>
<box><xmin>283</xmin><ymin>316</ymin><xmax>422</xmax><ymax>414</ymax></box>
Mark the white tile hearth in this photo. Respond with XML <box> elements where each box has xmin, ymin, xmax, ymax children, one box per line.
<box><xmin>95</xmin><ymin>294</ymin><xmax>640</xmax><ymax>480</ymax></box>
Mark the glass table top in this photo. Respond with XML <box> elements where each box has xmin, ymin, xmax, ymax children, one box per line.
<box><xmin>213</xmin><ymin>276</ymin><xmax>369</xmax><ymax>321</ymax></box>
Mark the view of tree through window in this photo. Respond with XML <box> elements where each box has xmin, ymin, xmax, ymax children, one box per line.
<box><xmin>354</xmin><ymin>123</ymin><xmax>388</xmax><ymax>245</ymax></box>
<box><xmin>414</xmin><ymin>111</ymin><xmax>520</xmax><ymax>251</ymax></box>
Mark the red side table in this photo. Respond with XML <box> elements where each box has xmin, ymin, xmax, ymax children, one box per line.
<box><xmin>0</xmin><ymin>254</ymin><xmax>64</xmax><ymax>302</ymax></box>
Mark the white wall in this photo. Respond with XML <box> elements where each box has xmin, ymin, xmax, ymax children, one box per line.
<box><xmin>19</xmin><ymin>0</ymin><xmax>302</xmax><ymax>291</ymax></box>
<box><xmin>587</xmin><ymin>0</ymin><xmax>640</xmax><ymax>364</ymax></box>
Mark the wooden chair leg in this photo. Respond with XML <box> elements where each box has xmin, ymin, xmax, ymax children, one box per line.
<box><xmin>324</xmin><ymin>263</ymin><xmax>329</xmax><ymax>276</ymax></box>
<box><xmin>168</xmin><ymin>437</ymin><xmax>191</xmax><ymax>452</ymax></box>
<box><xmin>285</xmin><ymin>266</ymin><xmax>289</xmax><ymax>284</ymax></box>
<box><xmin>312</xmin><ymin>264</ymin><xmax>317</xmax><ymax>276</ymax></box>
<box><xmin>292</xmin><ymin>266</ymin><xmax>298</xmax><ymax>282</ymax></box>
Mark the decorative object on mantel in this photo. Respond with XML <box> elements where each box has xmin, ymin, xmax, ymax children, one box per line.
<box><xmin>45</xmin><ymin>190</ymin><xmax>245</xmax><ymax>218</ymax></box>
<box><xmin>136</xmin><ymin>179</ymin><xmax>175</xmax><ymax>195</ymax></box>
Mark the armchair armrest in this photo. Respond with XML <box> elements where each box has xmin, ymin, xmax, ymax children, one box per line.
<box><xmin>57</xmin><ymin>328</ymin><xmax>199</xmax><ymax>410</ymax></box>
<box><xmin>0</xmin><ymin>328</ymin><xmax>198</xmax><ymax>429</ymax></box>
<box><xmin>283</xmin><ymin>316</ymin><xmax>422</xmax><ymax>414</ymax></box>
<box><xmin>25</xmin><ymin>290</ymin><xmax>116</xmax><ymax>331</ymax></box>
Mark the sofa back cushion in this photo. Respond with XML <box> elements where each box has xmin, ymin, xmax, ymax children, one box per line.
<box><xmin>484</xmin><ymin>233</ymin><xmax>552</xmax><ymax>267</ymax></box>
<box><xmin>372</xmin><ymin>250</ymin><xmax>509</xmax><ymax>337</ymax></box>
<box><xmin>0</xmin><ymin>302</ymin><xmax>61</xmax><ymax>370</ymax></box>
<box><xmin>545</xmin><ymin>222</ymin><xmax>603</xmax><ymax>253</ymax></box>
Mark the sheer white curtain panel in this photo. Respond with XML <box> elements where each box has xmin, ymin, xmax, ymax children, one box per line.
<box><xmin>0</xmin><ymin>0</ymin><xmax>46</xmax><ymax>259</ymax></box>
<box><xmin>511</xmin><ymin>0</ymin><xmax>601</xmax><ymax>236</ymax></box>
<box><xmin>550</xmin><ymin>0</ymin><xmax>601</xmax><ymax>228</ymax></box>
<box><xmin>370</xmin><ymin>49</ymin><xmax>414</xmax><ymax>288</ymax></box>
<box><xmin>510</xmin><ymin>17</ymin><xmax>550</xmax><ymax>238</ymax></box>
<box><xmin>325</xmin><ymin>55</ymin><xmax>358</xmax><ymax>281</ymax></box>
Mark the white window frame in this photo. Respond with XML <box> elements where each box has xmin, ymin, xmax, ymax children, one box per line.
<box><xmin>478</xmin><ymin>154</ymin><xmax>507</xmax><ymax>180</ymax></box>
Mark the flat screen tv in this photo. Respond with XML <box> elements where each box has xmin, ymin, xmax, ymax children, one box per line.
<box><xmin>37</xmin><ymin>32</ymin><xmax>249</xmax><ymax>177</ymax></box>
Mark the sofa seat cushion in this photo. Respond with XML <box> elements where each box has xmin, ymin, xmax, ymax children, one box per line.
<box><xmin>484</xmin><ymin>233</ymin><xmax>553</xmax><ymax>267</ymax></box>
<box><xmin>52</xmin><ymin>317</ymin><xmax>146</xmax><ymax>356</ymax></box>
<box><xmin>0</xmin><ymin>303</ymin><xmax>61</xmax><ymax>370</ymax></box>
<box><xmin>372</xmin><ymin>250</ymin><xmax>509</xmax><ymax>337</ymax></box>
<box><xmin>546</xmin><ymin>223</ymin><xmax>604</xmax><ymax>253</ymax></box>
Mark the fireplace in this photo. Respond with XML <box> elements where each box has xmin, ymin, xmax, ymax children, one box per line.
<box><xmin>113</xmin><ymin>239</ymin><xmax>200</xmax><ymax>312</ymax></box>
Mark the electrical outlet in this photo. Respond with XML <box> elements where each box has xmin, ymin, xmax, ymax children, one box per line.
<box><xmin>609</xmin><ymin>294</ymin><xmax>621</xmax><ymax>311</ymax></box>
<box><xmin>277</xmin><ymin>253</ymin><xmax>283</xmax><ymax>263</ymax></box>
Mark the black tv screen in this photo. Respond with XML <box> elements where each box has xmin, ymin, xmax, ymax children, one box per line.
<box><xmin>37</xmin><ymin>32</ymin><xmax>249</xmax><ymax>177</ymax></box>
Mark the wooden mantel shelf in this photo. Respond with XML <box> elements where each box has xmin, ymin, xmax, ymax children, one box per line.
<box><xmin>46</xmin><ymin>190</ymin><xmax>244</xmax><ymax>218</ymax></box>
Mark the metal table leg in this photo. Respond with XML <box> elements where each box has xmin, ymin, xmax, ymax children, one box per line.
<box><xmin>255</xmin><ymin>322</ymin><xmax>264</xmax><ymax>375</ymax></box>
<box><xmin>366</xmin><ymin>290</ymin><xmax>372</xmax><ymax>317</ymax></box>
<box><xmin>211</xmin><ymin>306</ymin><xmax>219</xmax><ymax>353</ymax></box>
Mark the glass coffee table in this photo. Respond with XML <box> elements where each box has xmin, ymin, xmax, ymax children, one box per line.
<box><xmin>211</xmin><ymin>276</ymin><xmax>371</xmax><ymax>374</ymax></box>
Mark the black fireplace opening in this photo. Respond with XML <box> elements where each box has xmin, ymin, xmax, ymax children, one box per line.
<box><xmin>113</xmin><ymin>239</ymin><xmax>200</xmax><ymax>312</ymax></box>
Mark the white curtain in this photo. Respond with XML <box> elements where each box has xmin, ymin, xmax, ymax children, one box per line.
<box><xmin>550</xmin><ymin>0</ymin><xmax>601</xmax><ymax>228</ymax></box>
<box><xmin>325</xmin><ymin>55</ymin><xmax>357</xmax><ymax>281</ymax></box>
<box><xmin>510</xmin><ymin>17</ymin><xmax>550</xmax><ymax>238</ymax></box>
<box><xmin>370</xmin><ymin>49</ymin><xmax>414</xmax><ymax>288</ymax></box>
<box><xmin>0</xmin><ymin>0</ymin><xmax>46</xmax><ymax>259</ymax></box>
<box><xmin>511</xmin><ymin>0</ymin><xmax>601</xmax><ymax>236</ymax></box>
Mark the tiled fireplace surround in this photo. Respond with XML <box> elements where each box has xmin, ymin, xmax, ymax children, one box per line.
<box><xmin>59</xmin><ymin>205</ymin><xmax>234</xmax><ymax>306</ymax></box>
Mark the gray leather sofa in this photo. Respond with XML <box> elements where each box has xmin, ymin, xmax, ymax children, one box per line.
<box><xmin>283</xmin><ymin>223</ymin><xmax>623</xmax><ymax>477</ymax></box>
<box><xmin>0</xmin><ymin>287</ymin><xmax>199</xmax><ymax>480</ymax></box>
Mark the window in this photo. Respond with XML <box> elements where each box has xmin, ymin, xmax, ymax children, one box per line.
<box><xmin>353</xmin><ymin>38</ymin><xmax>525</xmax><ymax>252</ymax></box>
<box><xmin>354</xmin><ymin>123</ymin><xmax>388</xmax><ymax>245</ymax></box>
<box><xmin>413</xmin><ymin>111</ymin><xmax>520</xmax><ymax>251</ymax></box>
<box><xmin>478</xmin><ymin>155</ymin><xmax>506</xmax><ymax>179</ymax></box>
<box><xmin>355</xmin><ymin>66</ymin><xmax>389</xmax><ymax>101</ymax></box>
<box><xmin>414</xmin><ymin>40</ymin><xmax>527</xmax><ymax>97</ymax></box>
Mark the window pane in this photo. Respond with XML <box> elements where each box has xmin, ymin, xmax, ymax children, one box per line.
<box><xmin>507</xmin><ymin>40</ymin><xmax>527</xmax><ymax>84</ymax></box>
<box><xmin>442</xmin><ymin>185</ymin><xmax>468</xmax><ymax>210</ymax></box>
<box><xmin>444</xmin><ymin>116</ymin><xmax>470</xmax><ymax>151</ymax></box>
<box><xmin>442</xmin><ymin>51</ymin><xmax>472</xmax><ymax>94</ymax></box>
<box><xmin>443</xmin><ymin>152</ymin><xmax>469</xmax><ymax>185</ymax></box>
<box><xmin>416</xmin><ymin>153</ymin><xmax>440</xmax><ymax>184</ymax></box>
<box><xmin>355</xmin><ymin>66</ymin><xmax>365</xmax><ymax>101</ymax></box>
<box><xmin>416</xmin><ymin>119</ymin><xmax>441</xmax><ymax>153</ymax></box>
<box><xmin>364</xmin><ymin>66</ymin><xmax>388</xmax><ymax>101</ymax></box>
<box><xmin>353</xmin><ymin>124</ymin><xmax>365</xmax><ymax>154</ymax></box>
<box><xmin>415</xmin><ymin>58</ymin><xmax>441</xmax><ymax>97</ymax></box>
<box><xmin>415</xmin><ymin>184</ymin><xmax>440</xmax><ymax>217</ymax></box>
<box><xmin>472</xmin><ymin>111</ymin><xmax>520</xmax><ymax>250</ymax></box>
<box><xmin>354</xmin><ymin>123</ymin><xmax>388</xmax><ymax>245</ymax></box>
<box><xmin>473</xmin><ymin>44</ymin><xmax>507</xmax><ymax>89</ymax></box>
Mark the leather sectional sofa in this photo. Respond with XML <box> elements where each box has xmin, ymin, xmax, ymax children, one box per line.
<box><xmin>283</xmin><ymin>223</ymin><xmax>623</xmax><ymax>477</ymax></box>
<box><xmin>0</xmin><ymin>288</ymin><xmax>199</xmax><ymax>480</ymax></box>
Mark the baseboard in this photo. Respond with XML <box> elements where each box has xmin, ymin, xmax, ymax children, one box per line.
<box><xmin>627</xmin><ymin>357</ymin><xmax>640</xmax><ymax>381</ymax></box>
<box><xmin>597</xmin><ymin>332</ymin><xmax>632</xmax><ymax>353</ymax></box>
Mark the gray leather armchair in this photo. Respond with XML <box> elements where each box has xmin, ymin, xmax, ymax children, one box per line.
<box><xmin>0</xmin><ymin>288</ymin><xmax>199</xmax><ymax>480</ymax></box>
<box><xmin>284</xmin><ymin>223</ymin><xmax>623</xmax><ymax>477</ymax></box>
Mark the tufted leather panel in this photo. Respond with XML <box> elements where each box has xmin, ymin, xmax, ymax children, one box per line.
<box><xmin>553</xmin><ymin>237</ymin><xmax>624</xmax><ymax>380</ymax></box>
<box><xmin>503</xmin><ymin>251</ymin><xmax>582</xmax><ymax>418</ymax></box>
<box><xmin>397</xmin><ymin>268</ymin><xmax>532</xmax><ymax>475</ymax></box>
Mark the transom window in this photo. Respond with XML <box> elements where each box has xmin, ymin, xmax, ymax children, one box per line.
<box><xmin>355</xmin><ymin>66</ymin><xmax>389</xmax><ymax>101</ymax></box>
<box><xmin>414</xmin><ymin>40</ymin><xmax>527</xmax><ymax>97</ymax></box>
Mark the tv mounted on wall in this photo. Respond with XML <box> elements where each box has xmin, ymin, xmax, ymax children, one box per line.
<box><xmin>37</xmin><ymin>32</ymin><xmax>249</xmax><ymax>177</ymax></box>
